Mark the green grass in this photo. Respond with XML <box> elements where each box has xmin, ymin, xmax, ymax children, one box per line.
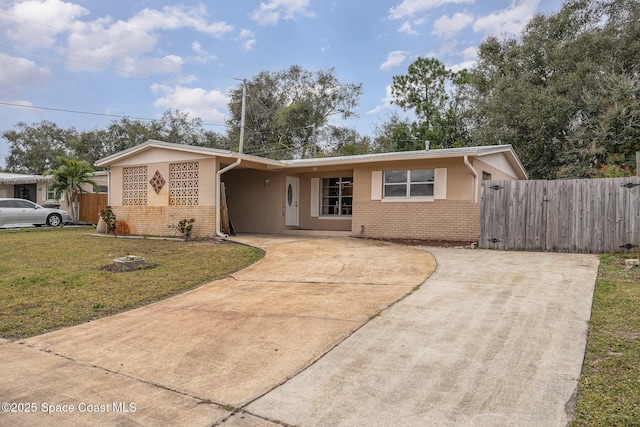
<box><xmin>0</xmin><ymin>227</ymin><xmax>263</xmax><ymax>339</ymax></box>
<box><xmin>572</xmin><ymin>253</ymin><xmax>640</xmax><ymax>426</ymax></box>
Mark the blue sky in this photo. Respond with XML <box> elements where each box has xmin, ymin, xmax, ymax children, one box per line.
<box><xmin>0</xmin><ymin>0</ymin><xmax>564</xmax><ymax>166</ymax></box>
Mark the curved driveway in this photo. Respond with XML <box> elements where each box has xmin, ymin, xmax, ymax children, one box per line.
<box><xmin>0</xmin><ymin>236</ymin><xmax>599</xmax><ymax>426</ymax></box>
<box><xmin>0</xmin><ymin>236</ymin><xmax>435</xmax><ymax>426</ymax></box>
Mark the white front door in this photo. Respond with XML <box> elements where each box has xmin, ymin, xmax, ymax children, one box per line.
<box><xmin>285</xmin><ymin>176</ymin><xmax>299</xmax><ymax>226</ymax></box>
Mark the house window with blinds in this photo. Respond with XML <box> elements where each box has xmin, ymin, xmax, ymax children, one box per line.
<box><xmin>321</xmin><ymin>177</ymin><xmax>353</xmax><ymax>216</ymax></box>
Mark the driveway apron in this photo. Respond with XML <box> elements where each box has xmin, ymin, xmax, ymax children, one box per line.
<box><xmin>246</xmin><ymin>247</ymin><xmax>600</xmax><ymax>427</ymax></box>
<box><xmin>0</xmin><ymin>236</ymin><xmax>434</xmax><ymax>426</ymax></box>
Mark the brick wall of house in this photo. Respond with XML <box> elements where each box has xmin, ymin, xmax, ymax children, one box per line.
<box><xmin>352</xmin><ymin>199</ymin><xmax>480</xmax><ymax>242</ymax></box>
<box><xmin>112</xmin><ymin>205</ymin><xmax>216</xmax><ymax>238</ymax></box>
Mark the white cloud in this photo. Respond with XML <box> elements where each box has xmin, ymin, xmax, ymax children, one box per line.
<box><xmin>388</xmin><ymin>0</ymin><xmax>474</xmax><ymax>21</ymax></box>
<box><xmin>0</xmin><ymin>53</ymin><xmax>50</xmax><ymax>97</ymax></box>
<box><xmin>380</xmin><ymin>51</ymin><xmax>409</xmax><ymax>71</ymax></box>
<box><xmin>3</xmin><ymin>0</ymin><xmax>89</xmax><ymax>47</ymax></box>
<box><xmin>2</xmin><ymin>2</ymin><xmax>233</xmax><ymax>77</ymax></box>
<box><xmin>473</xmin><ymin>0</ymin><xmax>539</xmax><ymax>37</ymax></box>
<box><xmin>237</xmin><ymin>29</ymin><xmax>256</xmax><ymax>52</ymax></box>
<box><xmin>192</xmin><ymin>41</ymin><xmax>217</xmax><ymax>63</ymax></box>
<box><xmin>66</xmin><ymin>5</ymin><xmax>233</xmax><ymax>73</ymax></box>
<box><xmin>449</xmin><ymin>60</ymin><xmax>475</xmax><ymax>72</ymax></box>
<box><xmin>398</xmin><ymin>22</ymin><xmax>419</xmax><ymax>35</ymax></box>
<box><xmin>251</xmin><ymin>0</ymin><xmax>314</xmax><ymax>26</ymax></box>
<box><xmin>432</xmin><ymin>12</ymin><xmax>474</xmax><ymax>39</ymax></box>
<box><xmin>460</xmin><ymin>46</ymin><xmax>477</xmax><ymax>61</ymax></box>
<box><xmin>151</xmin><ymin>84</ymin><xmax>228</xmax><ymax>123</ymax></box>
<box><xmin>367</xmin><ymin>85</ymin><xmax>394</xmax><ymax>115</ymax></box>
<box><xmin>124</xmin><ymin>5</ymin><xmax>233</xmax><ymax>37</ymax></box>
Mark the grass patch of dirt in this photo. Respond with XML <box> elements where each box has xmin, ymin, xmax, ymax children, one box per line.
<box><xmin>0</xmin><ymin>227</ymin><xmax>263</xmax><ymax>339</ymax></box>
<box><xmin>572</xmin><ymin>253</ymin><xmax>640</xmax><ymax>426</ymax></box>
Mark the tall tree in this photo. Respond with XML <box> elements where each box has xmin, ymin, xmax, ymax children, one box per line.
<box><xmin>153</xmin><ymin>109</ymin><xmax>206</xmax><ymax>145</ymax></box>
<box><xmin>372</xmin><ymin>113</ymin><xmax>418</xmax><ymax>152</ymax></box>
<box><xmin>390</xmin><ymin>57</ymin><xmax>472</xmax><ymax>150</ymax></box>
<box><xmin>105</xmin><ymin>117</ymin><xmax>157</xmax><ymax>155</ymax></box>
<box><xmin>45</xmin><ymin>157</ymin><xmax>99</xmax><ymax>222</ymax></box>
<box><xmin>227</xmin><ymin>65</ymin><xmax>363</xmax><ymax>159</ymax></box>
<box><xmin>469</xmin><ymin>0</ymin><xmax>640</xmax><ymax>178</ymax></box>
<box><xmin>69</xmin><ymin>129</ymin><xmax>110</xmax><ymax>167</ymax></box>
<box><xmin>3</xmin><ymin>121</ymin><xmax>74</xmax><ymax>173</ymax></box>
<box><xmin>318</xmin><ymin>127</ymin><xmax>372</xmax><ymax>157</ymax></box>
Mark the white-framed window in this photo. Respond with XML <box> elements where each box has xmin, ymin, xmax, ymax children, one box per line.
<box><xmin>321</xmin><ymin>177</ymin><xmax>353</xmax><ymax>216</ymax></box>
<box><xmin>384</xmin><ymin>169</ymin><xmax>434</xmax><ymax>198</ymax></box>
<box><xmin>45</xmin><ymin>185</ymin><xmax>57</xmax><ymax>201</ymax></box>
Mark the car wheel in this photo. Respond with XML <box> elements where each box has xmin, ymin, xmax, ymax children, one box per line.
<box><xmin>46</xmin><ymin>214</ymin><xmax>62</xmax><ymax>227</ymax></box>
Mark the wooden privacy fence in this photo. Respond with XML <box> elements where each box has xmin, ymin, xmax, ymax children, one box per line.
<box><xmin>479</xmin><ymin>177</ymin><xmax>640</xmax><ymax>253</ymax></box>
<box><xmin>78</xmin><ymin>193</ymin><xmax>108</xmax><ymax>224</ymax></box>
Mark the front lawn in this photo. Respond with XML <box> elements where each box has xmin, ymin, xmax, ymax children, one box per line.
<box><xmin>572</xmin><ymin>253</ymin><xmax>640</xmax><ymax>425</ymax></box>
<box><xmin>0</xmin><ymin>227</ymin><xmax>263</xmax><ymax>339</ymax></box>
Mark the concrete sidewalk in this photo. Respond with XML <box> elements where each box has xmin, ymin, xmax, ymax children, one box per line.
<box><xmin>246</xmin><ymin>247</ymin><xmax>600</xmax><ymax>427</ymax></box>
<box><xmin>0</xmin><ymin>236</ymin><xmax>434</xmax><ymax>426</ymax></box>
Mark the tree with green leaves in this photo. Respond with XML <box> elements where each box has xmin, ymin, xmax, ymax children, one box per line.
<box><xmin>390</xmin><ymin>57</ymin><xmax>472</xmax><ymax>150</ymax></box>
<box><xmin>469</xmin><ymin>0</ymin><xmax>640</xmax><ymax>178</ymax></box>
<box><xmin>45</xmin><ymin>157</ymin><xmax>99</xmax><ymax>223</ymax></box>
<box><xmin>317</xmin><ymin>127</ymin><xmax>372</xmax><ymax>157</ymax></box>
<box><xmin>3</xmin><ymin>121</ymin><xmax>74</xmax><ymax>173</ymax></box>
<box><xmin>226</xmin><ymin>65</ymin><xmax>363</xmax><ymax>159</ymax></box>
<box><xmin>371</xmin><ymin>113</ymin><xmax>417</xmax><ymax>152</ymax></box>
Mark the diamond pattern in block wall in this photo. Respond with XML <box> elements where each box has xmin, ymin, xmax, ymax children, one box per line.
<box><xmin>150</xmin><ymin>170</ymin><xmax>165</xmax><ymax>194</ymax></box>
<box><xmin>123</xmin><ymin>166</ymin><xmax>148</xmax><ymax>205</ymax></box>
<box><xmin>169</xmin><ymin>161</ymin><xmax>199</xmax><ymax>206</ymax></box>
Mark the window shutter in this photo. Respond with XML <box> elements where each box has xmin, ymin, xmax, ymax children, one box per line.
<box><xmin>371</xmin><ymin>171</ymin><xmax>382</xmax><ymax>200</ymax></box>
<box><xmin>310</xmin><ymin>177</ymin><xmax>319</xmax><ymax>217</ymax></box>
<box><xmin>434</xmin><ymin>168</ymin><xmax>447</xmax><ymax>199</ymax></box>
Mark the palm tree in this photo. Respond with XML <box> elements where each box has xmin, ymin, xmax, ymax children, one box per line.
<box><xmin>45</xmin><ymin>157</ymin><xmax>100</xmax><ymax>223</ymax></box>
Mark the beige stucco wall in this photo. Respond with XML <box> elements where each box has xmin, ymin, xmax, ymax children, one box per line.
<box><xmin>224</xmin><ymin>169</ymin><xmax>285</xmax><ymax>234</ymax></box>
<box><xmin>0</xmin><ymin>185</ymin><xmax>10</xmax><ymax>198</ymax></box>
<box><xmin>107</xmin><ymin>155</ymin><xmax>218</xmax><ymax>238</ymax></box>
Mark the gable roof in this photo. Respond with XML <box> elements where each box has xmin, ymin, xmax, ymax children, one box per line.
<box><xmin>95</xmin><ymin>140</ymin><xmax>528</xmax><ymax>179</ymax></box>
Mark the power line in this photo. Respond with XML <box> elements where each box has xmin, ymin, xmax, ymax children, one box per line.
<box><xmin>0</xmin><ymin>101</ymin><xmax>228</xmax><ymax>127</ymax></box>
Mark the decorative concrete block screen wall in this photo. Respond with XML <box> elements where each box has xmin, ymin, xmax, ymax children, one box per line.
<box><xmin>114</xmin><ymin>160</ymin><xmax>217</xmax><ymax>238</ymax></box>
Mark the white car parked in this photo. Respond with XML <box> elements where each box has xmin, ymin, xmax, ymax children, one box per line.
<box><xmin>0</xmin><ymin>198</ymin><xmax>72</xmax><ymax>227</ymax></box>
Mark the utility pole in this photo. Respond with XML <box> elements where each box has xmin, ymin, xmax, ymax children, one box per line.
<box><xmin>238</xmin><ymin>79</ymin><xmax>247</xmax><ymax>154</ymax></box>
<box><xmin>312</xmin><ymin>125</ymin><xmax>317</xmax><ymax>158</ymax></box>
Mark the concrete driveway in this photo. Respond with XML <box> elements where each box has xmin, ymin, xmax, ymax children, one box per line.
<box><xmin>0</xmin><ymin>236</ymin><xmax>599</xmax><ymax>427</ymax></box>
<box><xmin>0</xmin><ymin>236</ymin><xmax>434</xmax><ymax>426</ymax></box>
